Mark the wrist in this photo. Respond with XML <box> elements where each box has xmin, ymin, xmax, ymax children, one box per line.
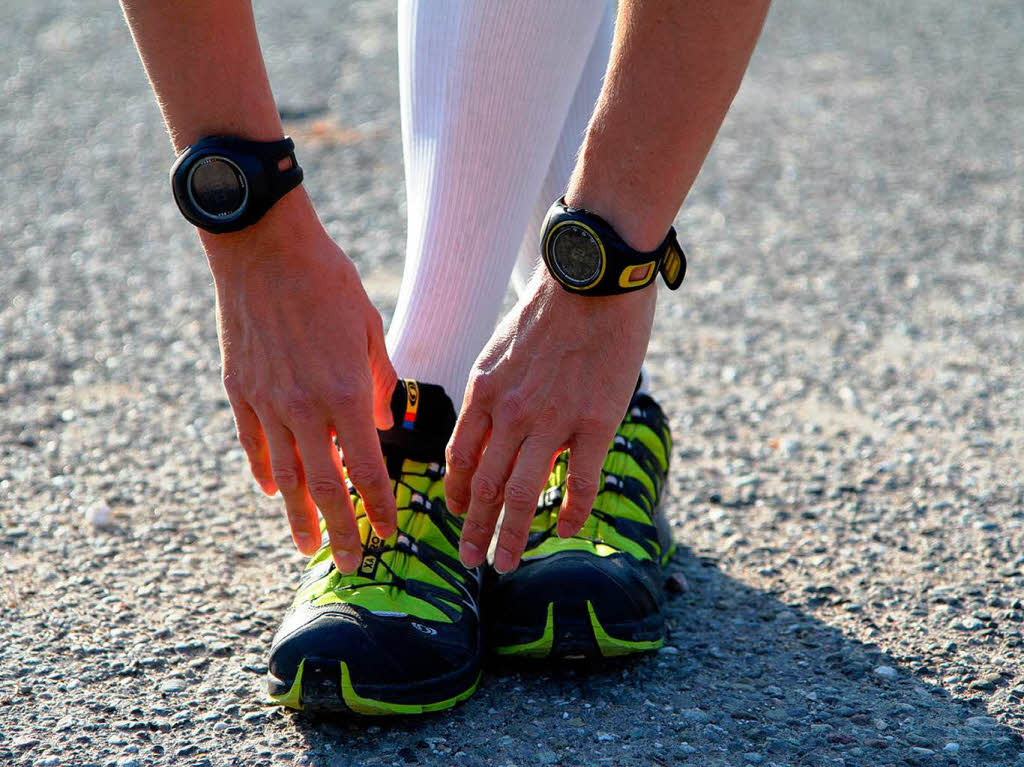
<box><xmin>562</xmin><ymin>184</ymin><xmax>668</xmax><ymax>254</ymax></box>
<box><xmin>537</xmin><ymin>268</ymin><xmax>656</xmax><ymax>314</ymax></box>
<box><xmin>201</xmin><ymin>187</ymin><xmax>324</xmax><ymax>275</ymax></box>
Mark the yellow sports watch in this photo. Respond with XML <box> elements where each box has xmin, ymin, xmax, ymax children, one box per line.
<box><xmin>540</xmin><ymin>197</ymin><xmax>686</xmax><ymax>296</ymax></box>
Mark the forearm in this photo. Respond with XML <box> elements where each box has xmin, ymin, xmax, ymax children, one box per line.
<box><xmin>120</xmin><ymin>0</ymin><xmax>320</xmax><ymax>256</ymax></box>
<box><xmin>566</xmin><ymin>0</ymin><xmax>770</xmax><ymax>251</ymax></box>
<box><xmin>120</xmin><ymin>0</ymin><xmax>284</xmax><ymax>149</ymax></box>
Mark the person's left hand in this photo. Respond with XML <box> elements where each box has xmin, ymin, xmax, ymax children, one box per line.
<box><xmin>445</xmin><ymin>272</ymin><xmax>656</xmax><ymax>573</ymax></box>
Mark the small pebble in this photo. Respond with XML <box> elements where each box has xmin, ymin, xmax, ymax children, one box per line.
<box><xmin>84</xmin><ymin>500</ymin><xmax>113</xmax><ymax>528</ymax></box>
<box><xmin>873</xmin><ymin>665</ymin><xmax>897</xmax><ymax>680</ymax></box>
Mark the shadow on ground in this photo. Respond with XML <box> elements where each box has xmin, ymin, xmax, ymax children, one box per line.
<box><xmin>281</xmin><ymin>546</ymin><xmax>1024</xmax><ymax>767</ymax></box>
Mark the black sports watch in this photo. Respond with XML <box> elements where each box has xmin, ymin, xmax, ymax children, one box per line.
<box><xmin>170</xmin><ymin>136</ymin><xmax>303</xmax><ymax>234</ymax></box>
<box><xmin>540</xmin><ymin>197</ymin><xmax>686</xmax><ymax>296</ymax></box>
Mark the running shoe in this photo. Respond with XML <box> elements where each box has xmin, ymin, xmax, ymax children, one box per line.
<box><xmin>484</xmin><ymin>390</ymin><xmax>673</xmax><ymax>660</ymax></box>
<box><xmin>267</xmin><ymin>380</ymin><xmax>482</xmax><ymax>714</ymax></box>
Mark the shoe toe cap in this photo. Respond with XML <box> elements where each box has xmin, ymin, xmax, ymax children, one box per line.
<box><xmin>268</xmin><ymin>604</ymin><xmax>476</xmax><ymax>689</ymax></box>
<box><xmin>487</xmin><ymin>551</ymin><xmax>662</xmax><ymax>630</ymax></box>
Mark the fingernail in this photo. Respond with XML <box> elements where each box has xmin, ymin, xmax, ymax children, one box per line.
<box><xmin>459</xmin><ymin>539</ymin><xmax>483</xmax><ymax>568</ymax></box>
<box><xmin>336</xmin><ymin>550</ymin><xmax>361</xmax><ymax>574</ymax></box>
<box><xmin>296</xmin><ymin>533</ymin><xmax>316</xmax><ymax>552</ymax></box>
<box><xmin>375</xmin><ymin>524</ymin><xmax>395</xmax><ymax>540</ymax></box>
<box><xmin>493</xmin><ymin>546</ymin><xmax>517</xmax><ymax>574</ymax></box>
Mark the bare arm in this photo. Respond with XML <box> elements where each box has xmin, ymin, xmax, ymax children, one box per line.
<box><xmin>567</xmin><ymin>0</ymin><xmax>771</xmax><ymax>249</ymax></box>
<box><xmin>121</xmin><ymin>1</ymin><xmax>399</xmax><ymax>573</ymax></box>
<box><xmin>450</xmin><ymin>0</ymin><xmax>770</xmax><ymax>573</ymax></box>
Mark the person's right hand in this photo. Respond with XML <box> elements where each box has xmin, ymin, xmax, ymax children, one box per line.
<box><xmin>202</xmin><ymin>191</ymin><xmax>398</xmax><ymax>574</ymax></box>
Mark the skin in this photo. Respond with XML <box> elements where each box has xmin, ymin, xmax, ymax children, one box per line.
<box><xmin>120</xmin><ymin>0</ymin><xmax>770</xmax><ymax>575</ymax></box>
<box><xmin>121</xmin><ymin>0</ymin><xmax>399</xmax><ymax>574</ymax></box>
<box><xmin>450</xmin><ymin>0</ymin><xmax>772</xmax><ymax>573</ymax></box>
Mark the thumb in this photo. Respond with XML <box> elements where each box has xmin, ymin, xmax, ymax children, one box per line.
<box><xmin>368</xmin><ymin>318</ymin><xmax>398</xmax><ymax>430</ymax></box>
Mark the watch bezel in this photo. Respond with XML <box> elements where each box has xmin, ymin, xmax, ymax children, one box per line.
<box><xmin>544</xmin><ymin>220</ymin><xmax>607</xmax><ymax>290</ymax></box>
<box><xmin>184</xmin><ymin>154</ymin><xmax>250</xmax><ymax>223</ymax></box>
<box><xmin>170</xmin><ymin>136</ymin><xmax>303</xmax><ymax>235</ymax></box>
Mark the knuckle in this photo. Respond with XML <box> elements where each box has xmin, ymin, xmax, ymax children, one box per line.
<box><xmin>326</xmin><ymin>381</ymin><xmax>363</xmax><ymax>412</ymax></box>
<box><xmin>307</xmin><ymin>477</ymin><xmax>345</xmax><ymax>504</ymax></box>
<box><xmin>272</xmin><ymin>465</ymin><xmax>302</xmax><ymax>493</ymax></box>
<box><xmin>445</xmin><ymin>488</ymin><xmax>469</xmax><ymax>511</ymax></box>
<box><xmin>502</xmin><ymin>479</ymin><xmax>536</xmax><ymax>510</ymax></box>
<box><xmin>445</xmin><ymin>443</ymin><xmax>476</xmax><ymax>473</ymax></box>
<box><xmin>461</xmin><ymin>516</ymin><xmax>492</xmax><ymax>540</ymax></box>
<box><xmin>282</xmin><ymin>392</ymin><xmax>315</xmax><ymax>422</ymax></box>
<box><xmin>498</xmin><ymin>524</ymin><xmax>529</xmax><ymax>550</ymax></box>
<box><xmin>498</xmin><ymin>392</ymin><xmax>530</xmax><ymax>426</ymax></box>
<box><xmin>326</xmin><ymin>526</ymin><xmax>360</xmax><ymax>550</ymax></box>
<box><xmin>345</xmin><ymin>460</ymin><xmax>386</xmax><ymax>492</ymax></box>
<box><xmin>471</xmin><ymin>474</ymin><xmax>502</xmax><ymax>505</ymax></box>
<box><xmin>537</xmin><ymin>404</ymin><xmax>563</xmax><ymax>425</ymax></box>
<box><xmin>566</xmin><ymin>472</ymin><xmax>600</xmax><ymax>499</ymax></box>
<box><xmin>236</xmin><ymin>430</ymin><xmax>264</xmax><ymax>456</ymax></box>
<box><xmin>467</xmin><ymin>371</ymin><xmax>496</xmax><ymax>403</ymax></box>
<box><xmin>575</xmin><ymin>416</ymin><xmax>610</xmax><ymax>438</ymax></box>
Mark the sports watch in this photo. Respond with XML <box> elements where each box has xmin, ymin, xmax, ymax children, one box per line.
<box><xmin>540</xmin><ymin>197</ymin><xmax>686</xmax><ymax>296</ymax></box>
<box><xmin>170</xmin><ymin>136</ymin><xmax>303</xmax><ymax>234</ymax></box>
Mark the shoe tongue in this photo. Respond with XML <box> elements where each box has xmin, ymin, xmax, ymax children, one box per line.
<box><xmin>378</xmin><ymin>379</ymin><xmax>456</xmax><ymax>472</ymax></box>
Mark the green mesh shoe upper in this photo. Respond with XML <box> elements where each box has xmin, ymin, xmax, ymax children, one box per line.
<box><xmin>293</xmin><ymin>459</ymin><xmax>472</xmax><ymax>622</ymax></box>
<box><xmin>523</xmin><ymin>391</ymin><xmax>673</xmax><ymax>565</ymax></box>
<box><xmin>267</xmin><ymin>381</ymin><xmax>481</xmax><ymax>714</ymax></box>
<box><xmin>483</xmin><ymin>390</ymin><xmax>674</xmax><ymax>660</ymax></box>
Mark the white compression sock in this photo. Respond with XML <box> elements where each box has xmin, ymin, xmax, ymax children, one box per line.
<box><xmin>510</xmin><ymin>1</ymin><xmax>616</xmax><ymax>296</ymax></box>
<box><xmin>386</xmin><ymin>0</ymin><xmax>608</xmax><ymax>405</ymax></box>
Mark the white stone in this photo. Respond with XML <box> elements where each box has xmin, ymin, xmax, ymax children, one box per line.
<box><xmin>84</xmin><ymin>500</ymin><xmax>113</xmax><ymax>528</ymax></box>
<box><xmin>874</xmin><ymin>665</ymin><xmax>898</xmax><ymax>680</ymax></box>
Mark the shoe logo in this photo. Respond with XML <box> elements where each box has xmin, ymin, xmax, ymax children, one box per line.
<box><xmin>402</xmin><ymin>379</ymin><xmax>420</xmax><ymax>430</ymax></box>
<box><xmin>411</xmin><ymin>622</ymin><xmax>437</xmax><ymax>636</ymax></box>
<box><xmin>358</xmin><ymin>533</ymin><xmax>388</xmax><ymax>578</ymax></box>
<box><xmin>359</xmin><ymin>554</ymin><xmax>378</xmax><ymax>576</ymax></box>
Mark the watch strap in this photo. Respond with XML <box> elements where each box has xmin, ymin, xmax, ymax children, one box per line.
<box><xmin>542</xmin><ymin>197</ymin><xmax>686</xmax><ymax>296</ymax></box>
<box><xmin>170</xmin><ymin>135</ymin><xmax>303</xmax><ymax>234</ymax></box>
<box><xmin>192</xmin><ymin>135</ymin><xmax>304</xmax><ymax>204</ymax></box>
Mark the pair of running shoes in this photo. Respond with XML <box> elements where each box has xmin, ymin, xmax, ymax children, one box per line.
<box><xmin>267</xmin><ymin>379</ymin><xmax>674</xmax><ymax>715</ymax></box>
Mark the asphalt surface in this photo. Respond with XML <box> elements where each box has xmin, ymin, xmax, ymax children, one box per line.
<box><xmin>2</xmin><ymin>1</ymin><xmax>1023</xmax><ymax>766</ymax></box>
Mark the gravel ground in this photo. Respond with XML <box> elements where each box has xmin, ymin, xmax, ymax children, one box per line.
<box><xmin>2</xmin><ymin>1</ymin><xmax>1023</xmax><ymax>766</ymax></box>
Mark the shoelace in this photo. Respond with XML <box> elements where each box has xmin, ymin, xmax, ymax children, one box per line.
<box><xmin>525</xmin><ymin>404</ymin><xmax>667</xmax><ymax>560</ymax></box>
<box><xmin>308</xmin><ymin>461</ymin><xmax>475</xmax><ymax>619</ymax></box>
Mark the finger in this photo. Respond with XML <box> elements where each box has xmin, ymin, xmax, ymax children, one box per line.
<box><xmin>493</xmin><ymin>436</ymin><xmax>562</xmax><ymax>573</ymax></box>
<box><xmin>458</xmin><ymin>430</ymin><xmax>524</xmax><ymax>568</ymax></box>
<box><xmin>368</xmin><ymin>316</ymin><xmax>398</xmax><ymax>430</ymax></box>
<box><xmin>332</xmin><ymin>388</ymin><xmax>397</xmax><ymax>540</ymax></box>
<box><xmin>291</xmin><ymin>420</ymin><xmax>364</xmax><ymax>574</ymax></box>
<box><xmin>557</xmin><ymin>433</ymin><xmax>613</xmax><ymax>539</ymax></box>
<box><xmin>445</xmin><ymin>403</ymin><xmax>491</xmax><ymax>515</ymax></box>
<box><xmin>261</xmin><ymin>419</ymin><xmax>322</xmax><ymax>557</ymax></box>
<box><xmin>231</xmin><ymin>398</ymin><xmax>277</xmax><ymax>495</ymax></box>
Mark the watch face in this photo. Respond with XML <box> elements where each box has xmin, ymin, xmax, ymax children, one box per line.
<box><xmin>549</xmin><ymin>223</ymin><xmax>603</xmax><ymax>288</ymax></box>
<box><xmin>186</xmin><ymin>156</ymin><xmax>248</xmax><ymax>219</ymax></box>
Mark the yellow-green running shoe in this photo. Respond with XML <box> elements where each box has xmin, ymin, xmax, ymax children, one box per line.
<box><xmin>267</xmin><ymin>380</ymin><xmax>482</xmax><ymax>715</ymax></box>
<box><xmin>484</xmin><ymin>390</ymin><xmax>674</xmax><ymax>660</ymax></box>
